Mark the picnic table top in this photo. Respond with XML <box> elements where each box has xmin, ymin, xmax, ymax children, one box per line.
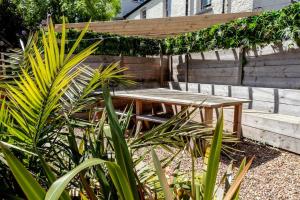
<box><xmin>112</xmin><ymin>88</ymin><xmax>251</xmax><ymax>108</ymax></box>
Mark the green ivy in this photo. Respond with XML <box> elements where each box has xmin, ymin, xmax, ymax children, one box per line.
<box><xmin>66</xmin><ymin>2</ymin><xmax>300</xmax><ymax>56</ymax></box>
<box><xmin>66</xmin><ymin>30</ymin><xmax>162</xmax><ymax>56</ymax></box>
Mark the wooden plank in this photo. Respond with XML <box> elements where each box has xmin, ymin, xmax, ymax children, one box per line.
<box><xmin>252</xmin><ymin>87</ymin><xmax>275</xmax><ymax>102</ymax></box>
<box><xmin>188</xmin><ymin>76</ymin><xmax>239</xmax><ymax>85</ymax></box>
<box><xmin>189</xmin><ymin>61</ymin><xmax>239</xmax><ymax>68</ymax></box>
<box><xmin>169</xmin><ymin>55</ymin><xmax>173</xmax><ymax>82</ymax></box>
<box><xmin>231</xmin><ymin>86</ymin><xmax>250</xmax><ymax>99</ymax></box>
<box><xmin>278</xmin><ymin>104</ymin><xmax>300</xmax><ymax>117</ymax></box>
<box><xmin>123</xmin><ymin>56</ymin><xmax>166</xmax><ymax>64</ymax></box>
<box><xmin>160</xmin><ymin>53</ymin><xmax>164</xmax><ymax>87</ymax></box>
<box><xmin>136</xmin><ymin>100</ymin><xmax>143</xmax><ymax>115</ymax></box>
<box><xmin>244</xmin><ymin>65</ymin><xmax>300</xmax><ymax>78</ymax></box>
<box><xmin>224</xmin><ymin>108</ymin><xmax>300</xmax><ymax>139</ymax></box>
<box><xmin>187</xmin><ymin>82</ymin><xmax>200</xmax><ymax>93</ymax></box>
<box><xmin>136</xmin><ymin>114</ymin><xmax>168</xmax><ymax>123</ymax></box>
<box><xmin>204</xmin><ymin>107</ymin><xmax>213</xmax><ymax>125</ymax></box>
<box><xmin>243</xmin><ymin>77</ymin><xmax>300</xmax><ymax>89</ymax></box>
<box><xmin>278</xmin><ymin>89</ymin><xmax>300</xmax><ymax>105</ymax></box>
<box><xmin>225</xmin><ymin>123</ymin><xmax>300</xmax><ymax>154</ymax></box>
<box><xmin>187</xmin><ymin>67</ymin><xmax>239</xmax><ymax>76</ymax></box>
<box><xmin>250</xmin><ymin>87</ymin><xmax>275</xmax><ymax>112</ymax></box>
<box><xmin>199</xmin><ymin>84</ymin><xmax>213</xmax><ymax>95</ymax></box>
<box><xmin>84</xmin><ymin>55</ymin><xmax>121</xmax><ymax>63</ymax></box>
<box><xmin>185</xmin><ymin>54</ymin><xmax>189</xmax><ymax>91</ymax></box>
<box><xmin>252</xmin><ymin>101</ymin><xmax>274</xmax><ymax>113</ymax></box>
<box><xmin>123</xmin><ymin>63</ymin><xmax>160</xmax><ymax>68</ymax></box>
<box><xmin>113</xmin><ymin>88</ymin><xmax>250</xmax><ymax>108</ymax></box>
<box><xmin>242</xmin><ymin>125</ymin><xmax>300</xmax><ymax>154</ymax></box>
<box><xmin>214</xmin><ymin>85</ymin><xmax>229</xmax><ymax>97</ymax></box>
<box><xmin>233</xmin><ymin>104</ymin><xmax>243</xmax><ymax>138</ymax></box>
<box><xmin>55</xmin><ymin>12</ymin><xmax>259</xmax><ymax>38</ymax></box>
<box><xmin>190</xmin><ymin>49</ymin><xmax>240</xmax><ymax>61</ymax></box>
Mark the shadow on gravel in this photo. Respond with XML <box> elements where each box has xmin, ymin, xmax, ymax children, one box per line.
<box><xmin>221</xmin><ymin>139</ymin><xmax>282</xmax><ymax>169</ymax></box>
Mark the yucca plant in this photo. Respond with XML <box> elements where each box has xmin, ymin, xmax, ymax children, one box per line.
<box><xmin>0</xmin><ymin>18</ymin><xmax>117</xmax><ymax>199</ymax></box>
<box><xmin>0</xmin><ymin>18</ymin><xmax>247</xmax><ymax>200</ymax></box>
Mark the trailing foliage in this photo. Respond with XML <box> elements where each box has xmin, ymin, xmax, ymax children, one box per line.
<box><xmin>66</xmin><ymin>30</ymin><xmax>162</xmax><ymax>56</ymax></box>
<box><xmin>65</xmin><ymin>2</ymin><xmax>300</xmax><ymax>56</ymax></box>
<box><xmin>164</xmin><ymin>2</ymin><xmax>300</xmax><ymax>54</ymax></box>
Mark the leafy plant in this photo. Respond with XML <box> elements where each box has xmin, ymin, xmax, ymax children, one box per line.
<box><xmin>0</xmin><ymin>18</ymin><xmax>248</xmax><ymax>200</ymax></box>
<box><xmin>11</xmin><ymin>0</ymin><xmax>120</xmax><ymax>27</ymax></box>
<box><xmin>152</xmin><ymin>111</ymin><xmax>254</xmax><ymax>200</ymax></box>
<box><xmin>64</xmin><ymin>2</ymin><xmax>300</xmax><ymax>56</ymax></box>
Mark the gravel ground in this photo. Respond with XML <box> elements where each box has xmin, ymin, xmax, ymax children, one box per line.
<box><xmin>135</xmin><ymin>139</ymin><xmax>300</xmax><ymax>200</ymax></box>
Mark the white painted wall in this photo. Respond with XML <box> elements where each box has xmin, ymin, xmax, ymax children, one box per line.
<box><xmin>127</xmin><ymin>0</ymin><xmax>165</xmax><ymax>19</ymax></box>
<box><xmin>224</xmin><ymin>0</ymin><xmax>254</xmax><ymax>13</ymax></box>
<box><xmin>169</xmin><ymin>0</ymin><xmax>186</xmax><ymax>17</ymax></box>
<box><xmin>125</xmin><ymin>0</ymin><xmax>294</xmax><ymax>19</ymax></box>
<box><xmin>253</xmin><ymin>0</ymin><xmax>292</xmax><ymax>11</ymax></box>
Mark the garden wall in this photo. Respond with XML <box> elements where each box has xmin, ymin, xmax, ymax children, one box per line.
<box><xmin>171</xmin><ymin>41</ymin><xmax>300</xmax><ymax>89</ymax></box>
<box><xmin>83</xmin><ymin>55</ymin><xmax>169</xmax><ymax>88</ymax></box>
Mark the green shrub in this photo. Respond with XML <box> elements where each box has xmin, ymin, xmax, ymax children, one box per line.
<box><xmin>65</xmin><ymin>2</ymin><xmax>300</xmax><ymax>56</ymax></box>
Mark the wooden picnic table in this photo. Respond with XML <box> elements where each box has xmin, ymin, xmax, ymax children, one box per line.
<box><xmin>112</xmin><ymin>88</ymin><xmax>251</xmax><ymax>137</ymax></box>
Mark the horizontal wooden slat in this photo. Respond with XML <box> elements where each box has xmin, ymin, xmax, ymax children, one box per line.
<box><xmin>243</xmin><ymin>77</ymin><xmax>300</xmax><ymax>89</ymax></box>
<box><xmin>244</xmin><ymin>65</ymin><xmax>300</xmax><ymax>78</ymax></box>
<box><xmin>189</xmin><ymin>61</ymin><xmax>239</xmax><ymax>68</ymax></box>
<box><xmin>55</xmin><ymin>12</ymin><xmax>259</xmax><ymax>38</ymax></box>
<box><xmin>136</xmin><ymin>114</ymin><xmax>168</xmax><ymax>123</ymax></box>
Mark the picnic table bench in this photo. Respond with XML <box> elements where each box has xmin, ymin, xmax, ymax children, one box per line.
<box><xmin>112</xmin><ymin>88</ymin><xmax>250</xmax><ymax>137</ymax></box>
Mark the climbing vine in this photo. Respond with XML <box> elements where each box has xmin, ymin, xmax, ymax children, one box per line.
<box><xmin>65</xmin><ymin>2</ymin><xmax>300</xmax><ymax>56</ymax></box>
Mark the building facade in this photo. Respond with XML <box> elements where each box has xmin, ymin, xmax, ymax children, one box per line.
<box><xmin>117</xmin><ymin>0</ymin><xmax>145</xmax><ymax>18</ymax></box>
<box><xmin>123</xmin><ymin>0</ymin><xmax>296</xmax><ymax>20</ymax></box>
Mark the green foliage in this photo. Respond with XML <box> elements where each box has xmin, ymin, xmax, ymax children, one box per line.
<box><xmin>11</xmin><ymin>0</ymin><xmax>120</xmax><ymax>27</ymax></box>
<box><xmin>65</xmin><ymin>29</ymin><xmax>162</xmax><ymax>56</ymax></box>
<box><xmin>0</xmin><ymin>0</ymin><xmax>26</xmax><ymax>50</ymax></box>
<box><xmin>0</xmin><ymin>18</ymin><xmax>248</xmax><ymax>200</ymax></box>
<box><xmin>66</xmin><ymin>2</ymin><xmax>300</xmax><ymax>56</ymax></box>
<box><xmin>152</xmin><ymin>111</ymin><xmax>253</xmax><ymax>200</ymax></box>
<box><xmin>0</xmin><ymin>142</ymin><xmax>46</xmax><ymax>200</ymax></box>
<box><xmin>164</xmin><ymin>2</ymin><xmax>300</xmax><ymax>54</ymax></box>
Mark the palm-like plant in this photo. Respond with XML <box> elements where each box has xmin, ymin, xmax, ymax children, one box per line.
<box><xmin>0</xmin><ymin>33</ymin><xmax>37</xmax><ymax>85</ymax></box>
<box><xmin>0</xmin><ymin>18</ymin><xmax>106</xmax><ymax>199</ymax></box>
<box><xmin>0</xmin><ymin>18</ymin><xmax>251</xmax><ymax>200</ymax></box>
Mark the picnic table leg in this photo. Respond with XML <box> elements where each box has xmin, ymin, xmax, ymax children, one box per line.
<box><xmin>204</xmin><ymin>107</ymin><xmax>213</xmax><ymax>126</ymax></box>
<box><xmin>233</xmin><ymin>103</ymin><xmax>243</xmax><ymax>138</ymax></box>
<box><xmin>135</xmin><ymin>100</ymin><xmax>143</xmax><ymax>132</ymax></box>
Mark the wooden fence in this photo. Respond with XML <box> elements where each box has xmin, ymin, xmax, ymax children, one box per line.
<box><xmin>170</xmin><ymin>41</ymin><xmax>300</xmax><ymax>89</ymax></box>
<box><xmin>55</xmin><ymin>12</ymin><xmax>258</xmax><ymax>38</ymax></box>
<box><xmin>83</xmin><ymin>55</ymin><xmax>168</xmax><ymax>88</ymax></box>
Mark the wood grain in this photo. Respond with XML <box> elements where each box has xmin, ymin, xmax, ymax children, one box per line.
<box><xmin>55</xmin><ymin>12</ymin><xmax>259</xmax><ymax>38</ymax></box>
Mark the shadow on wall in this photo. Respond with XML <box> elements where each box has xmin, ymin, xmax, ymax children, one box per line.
<box><xmin>171</xmin><ymin>41</ymin><xmax>300</xmax><ymax>89</ymax></box>
<box><xmin>172</xmin><ymin>49</ymin><xmax>240</xmax><ymax>85</ymax></box>
<box><xmin>168</xmin><ymin>81</ymin><xmax>300</xmax><ymax>117</ymax></box>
